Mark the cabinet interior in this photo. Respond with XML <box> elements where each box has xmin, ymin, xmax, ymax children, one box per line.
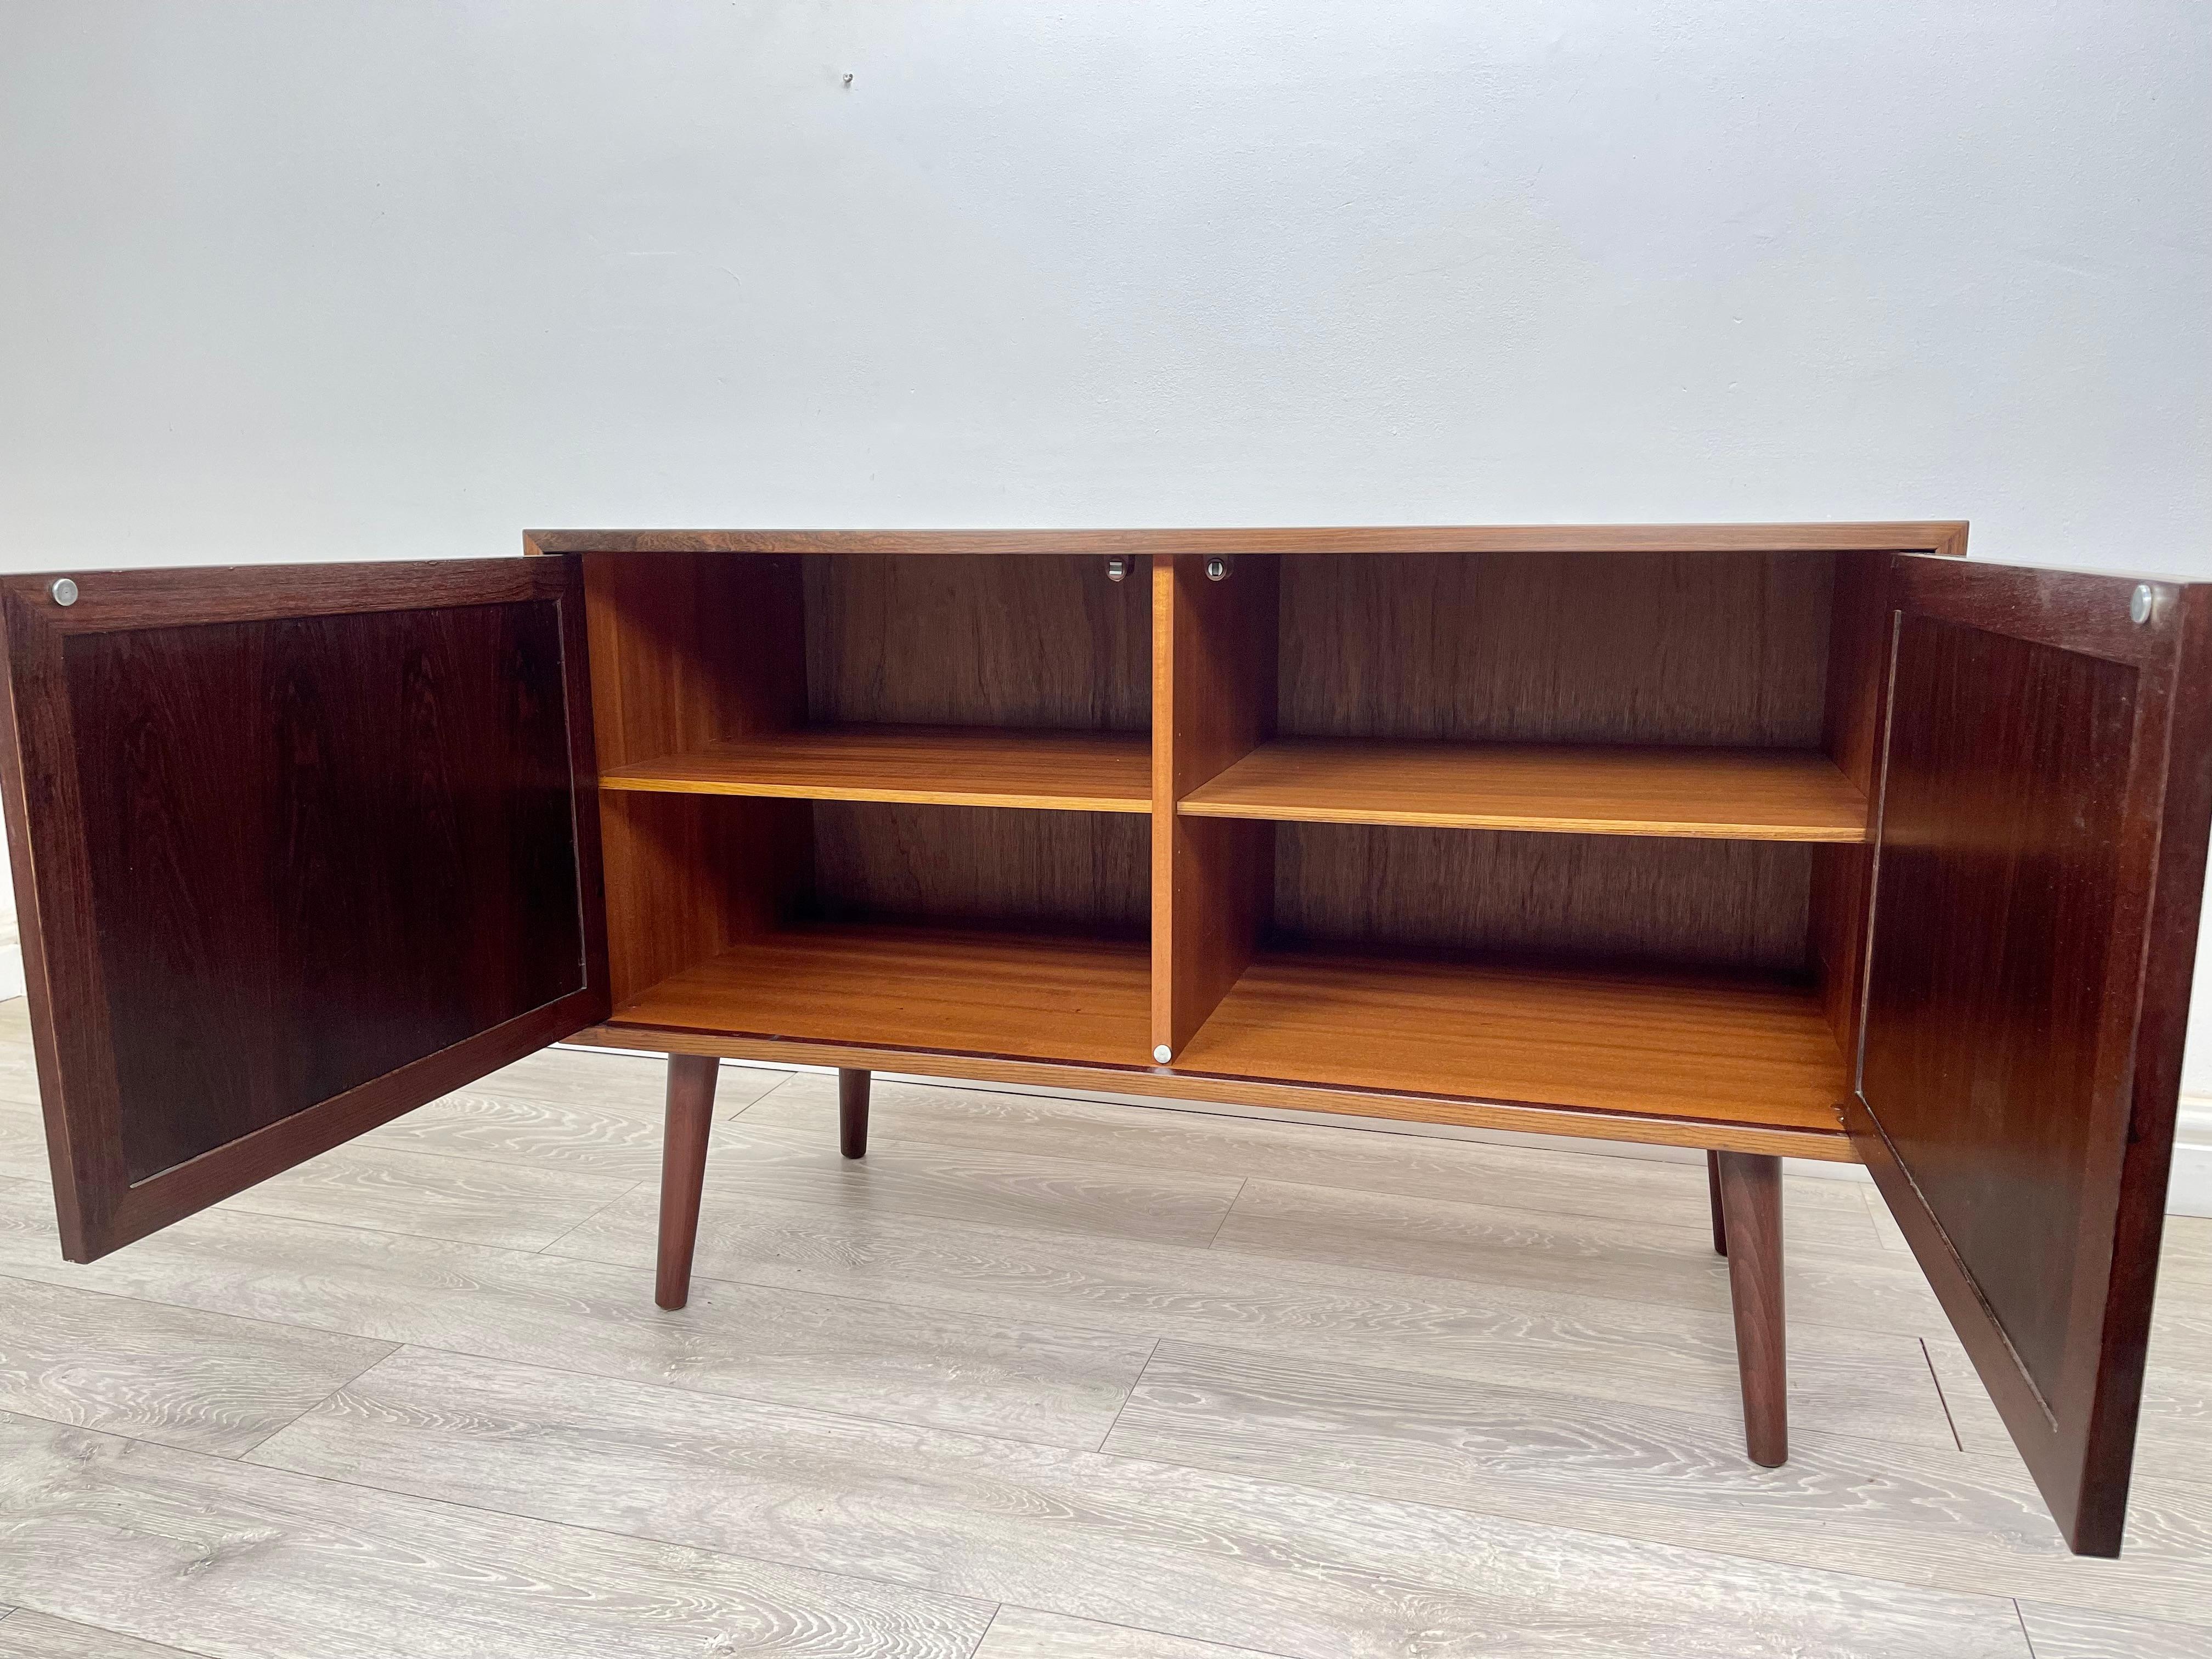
<box><xmin>581</xmin><ymin>545</ymin><xmax>1889</xmax><ymax>1138</ymax></box>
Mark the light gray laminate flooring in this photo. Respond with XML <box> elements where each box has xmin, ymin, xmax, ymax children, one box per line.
<box><xmin>1</xmin><ymin>1008</ymin><xmax>2207</xmax><ymax>1657</ymax></box>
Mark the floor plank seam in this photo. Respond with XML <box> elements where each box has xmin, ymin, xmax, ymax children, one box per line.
<box><xmin>11</xmin><ymin>1405</ymin><xmax>1005</xmax><ymax>1637</ymax></box>
<box><xmin>528</xmin><ymin>1183</ymin><xmax>1960</xmax><ymax>1359</ymax></box>
<box><xmin>966</xmin><ymin>1602</ymin><xmax>1003</xmax><ymax>1658</ymax></box>
<box><xmin>1921</xmin><ymin>1336</ymin><xmax>1966</xmax><ymax>1453</ymax></box>
<box><xmin>0</xmin><ymin>1608</ymin><xmax>219</xmax><ymax>1659</ymax></box>
<box><xmin>1072</xmin><ymin>1420</ymin><xmax>2076</xmax><ymax>1626</ymax></box>
<box><xmin>334</xmin><ymin>1130</ymin><xmax>680</xmax><ymax>1183</ymax></box>
<box><xmin>531</xmin><ymin>1177</ymin><xmax>646</xmax><ymax>1255</ymax></box>
<box><xmin>1203</xmin><ymin>1177</ymin><xmax>1249</xmax><ymax>1248</ymax></box>
<box><xmin>224</xmin><ymin>1341</ymin><xmax>404</xmax><ymax>1463</ymax></box>
<box><xmin>221</xmin><ymin>1379</ymin><xmax>2025</xmax><ymax>1656</ymax></box>
<box><xmin>206</xmin><ymin>1194</ymin><xmax>616</xmax><ymax>1257</ymax></box>
<box><xmin>0</xmin><ymin>1266</ymin><xmax>405</xmax><ymax>1370</ymax></box>
<box><xmin>0</xmin><ymin>1263</ymin><xmax>1139</xmax><ymax>1459</ymax></box>
<box><xmin>997</xmin><ymin>1607</ymin><xmax>1302</xmax><ymax>1658</ymax></box>
<box><xmin>740</xmin><ymin>1088</ymin><xmax>1872</xmax><ymax>1239</ymax></box>
<box><xmin>1092</xmin><ymin>1336</ymin><xmax>1164</xmax><ymax>1454</ymax></box>
<box><xmin>250</xmin><ymin>1338</ymin><xmax>1121</xmax><ymax>1460</ymax></box>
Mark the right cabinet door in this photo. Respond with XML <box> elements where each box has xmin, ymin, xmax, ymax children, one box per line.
<box><xmin>1854</xmin><ymin>553</ymin><xmax>2212</xmax><ymax>1556</ymax></box>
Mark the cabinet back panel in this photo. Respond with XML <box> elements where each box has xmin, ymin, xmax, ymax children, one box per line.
<box><xmin>809</xmin><ymin>802</ymin><xmax>1149</xmax><ymax>935</ymax></box>
<box><xmin>1274</xmin><ymin>821</ymin><xmax>1813</xmax><ymax>974</ymax></box>
<box><xmin>582</xmin><ymin>551</ymin><xmax>805</xmax><ymax>768</ymax></box>
<box><xmin>1278</xmin><ymin>551</ymin><xmax>1832</xmax><ymax>746</ymax></box>
<box><xmin>804</xmin><ymin>555</ymin><xmax>1150</xmax><ymax>730</ymax></box>
<box><xmin>65</xmin><ymin>601</ymin><xmax>588</xmax><ymax>1184</ymax></box>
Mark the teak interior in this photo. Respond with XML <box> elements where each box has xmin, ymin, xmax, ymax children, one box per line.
<box><xmin>580</xmin><ymin>542</ymin><xmax>1892</xmax><ymax>1159</ymax></box>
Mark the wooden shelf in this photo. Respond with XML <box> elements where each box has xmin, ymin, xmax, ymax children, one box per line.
<box><xmin>605</xmin><ymin>922</ymin><xmax>1151</xmax><ymax>1065</ymax></box>
<box><xmin>1171</xmin><ymin>946</ymin><xmax>1850</xmax><ymax>1138</ymax></box>
<box><xmin>601</xmin><ymin>725</ymin><xmax>1151</xmax><ymax>814</ymax></box>
<box><xmin>1178</xmin><ymin>740</ymin><xmax>1869</xmax><ymax>842</ymax></box>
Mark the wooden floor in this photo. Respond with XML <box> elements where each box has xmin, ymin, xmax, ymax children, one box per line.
<box><xmin>1</xmin><ymin>1005</ymin><xmax>2209</xmax><ymax>1656</ymax></box>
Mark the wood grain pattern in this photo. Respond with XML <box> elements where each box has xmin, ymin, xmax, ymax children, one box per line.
<box><xmin>457</xmin><ymin>1042</ymin><xmax>780</xmax><ymax>1116</ymax></box>
<box><xmin>810</xmin><ymin>803</ymin><xmax>1149</xmax><ymax>933</ymax></box>
<box><xmin>1171</xmin><ymin>946</ymin><xmax>1849</xmax><ymax>1137</ymax></box>
<box><xmin>72</xmin><ymin>603</ymin><xmax>584</xmax><ymax>1185</ymax></box>
<box><xmin>737</xmin><ymin>1071</ymin><xmax>1884</xmax><ymax>1249</ymax></box>
<box><xmin>248</xmin><ymin>1344</ymin><xmax>2033</xmax><ymax>1659</ymax></box>
<box><xmin>580</xmin><ymin>550</ymin><xmax>805</xmax><ymax>771</ymax></box>
<box><xmin>1276</xmin><ymin>550</ymin><xmax>1833</xmax><ymax>746</ymax></box>
<box><xmin>0</xmin><ymin>1178</ymin><xmax>1156</xmax><ymax>1449</ymax></box>
<box><xmin>975</xmin><ymin>1608</ymin><xmax>1290</xmax><ymax>1659</ymax></box>
<box><xmin>1104</xmin><ymin>1340</ymin><xmax>2212</xmax><ymax>1630</ymax></box>
<box><xmin>358</xmin><ymin>1083</ymin><xmax>776</xmax><ymax>1183</ymax></box>
<box><xmin>670</xmin><ymin>1117</ymin><xmax>1245</xmax><ymax>1250</ymax></box>
<box><xmin>1181</xmin><ymin>739</ymin><xmax>1868</xmax><ymax>840</ymax></box>
<box><xmin>1855</xmin><ymin>560</ymin><xmax>2212</xmax><ymax>1556</ymax></box>
<box><xmin>1868</xmin><ymin>617</ymin><xmax>2136</xmax><ymax>1393</ymax></box>
<box><xmin>581</xmin><ymin>1022</ymin><xmax>1858</xmax><ymax>1160</ymax></box>
<box><xmin>1272</xmin><ymin>823</ymin><xmax>1814</xmax><ymax>973</ymax></box>
<box><xmin>1808</xmin><ymin>555</ymin><xmax>1895</xmax><ymax>1053</ymax></box>
<box><xmin>2016</xmin><ymin>1601</ymin><xmax>2212</xmax><ymax>1658</ymax></box>
<box><xmin>597</xmin><ymin>790</ymin><xmax>810</xmax><ymax>1006</ymax></box>
<box><xmin>528</xmin><ymin>523</ymin><xmax>1970</xmax><ymax>558</ymax></box>
<box><xmin>1717</xmin><ymin>1151</ymin><xmax>1787</xmax><ymax>1464</ymax></box>
<box><xmin>0</xmin><ymin>1610</ymin><xmax>216</xmax><ymax>1658</ymax></box>
<box><xmin>607</xmin><ymin>923</ymin><xmax>1153</xmax><ymax>1068</ymax></box>
<box><xmin>582</xmin><ymin>549</ymin><xmax>813</xmax><ymax>1005</ymax></box>
<box><xmin>602</xmin><ymin>724</ymin><xmax>1152</xmax><ymax>812</ymax></box>
<box><xmin>0</xmin><ymin>1273</ymin><xmax>391</xmax><ymax>1455</ymax></box>
<box><xmin>0</xmin><ymin>1415</ymin><xmax>992</xmax><ymax>1658</ymax></box>
<box><xmin>1205</xmin><ymin>1177</ymin><xmax>1940</xmax><ymax>1340</ymax></box>
<box><xmin>803</xmin><ymin>554</ymin><xmax>1149</xmax><ymax>731</ymax></box>
<box><xmin>546</xmin><ymin>1180</ymin><xmax>1959</xmax><ymax>1449</ymax></box>
<box><xmin>195</xmin><ymin>1141</ymin><xmax>637</xmax><ymax>1252</ymax></box>
<box><xmin>1153</xmin><ymin>554</ymin><xmax>1277</xmax><ymax>1060</ymax></box>
<box><xmin>0</xmin><ymin>558</ymin><xmax>607</xmax><ymax>1262</ymax></box>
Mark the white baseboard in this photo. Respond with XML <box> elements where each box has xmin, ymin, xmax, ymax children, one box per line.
<box><xmin>2171</xmin><ymin>1095</ymin><xmax>2212</xmax><ymax>1218</ymax></box>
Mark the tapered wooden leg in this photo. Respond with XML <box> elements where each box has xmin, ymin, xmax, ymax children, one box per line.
<box><xmin>1706</xmin><ymin>1150</ymin><xmax>1728</xmax><ymax>1257</ymax></box>
<box><xmin>655</xmin><ymin>1054</ymin><xmax>720</xmax><ymax>1311</ymax></box>
<box><xmin>1716</xmin><ymin>1150</ymin><xmax>1785</xmax><ymax>1465</ymax></box>
<box><xmin>839</xmin><ymin>1067</ymin><xmax>870</xmax><ymax>1160</ymax></box>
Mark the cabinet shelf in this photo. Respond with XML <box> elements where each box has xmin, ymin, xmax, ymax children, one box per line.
<box><xmin>1178</xmin><ymin>739</ymin><xmax>1870</xmax><ymax>842</ymax></box>
<box><xmin>1171</xmin><ymin>945</ymin><xmax>1850</xmax><ymax>1138</ymax></box>
<box><xmin>600</xmin><ymin>725</ymin><xmax>1151</xmax><ymax>814</ymax></box>
<box><xmin>605</xmin><ymin>922</ymin><xmax>1152</xmax><ymax>1065</ymax></box>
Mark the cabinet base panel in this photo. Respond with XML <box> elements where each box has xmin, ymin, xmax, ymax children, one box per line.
<box><xmin>570</xmin><ymin>1031</ymin><xmax>1855</xmax><ymax>1163</ymax></box>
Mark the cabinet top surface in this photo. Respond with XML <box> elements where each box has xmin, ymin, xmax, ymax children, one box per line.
<box><xmin>524</xmin><ymin>522</ymin><xmax>1969</xmax><ymax>557</ymax></box>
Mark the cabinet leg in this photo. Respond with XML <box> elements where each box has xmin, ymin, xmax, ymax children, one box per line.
<box><xmin>839</xmin><ymin>1067</ymin><xmax>870</xmax><ymax>1160</ymax></box>
<box><xmin>1706</xmin><ymin>1150</ymin><xmax>1728</xmax><ymax>1257</ymax></box>
<box><xmin>655</xmin><ymin>1054</ymin><xmax>720</xmax><ymax>1311</ymax></box>
<box><xmin>1716</xmin><ymin>1150</ymin><xmax>1786</xmax><ymax>1466</ymax></box>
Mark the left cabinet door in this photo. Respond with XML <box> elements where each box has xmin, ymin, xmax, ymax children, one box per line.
<box><xmin>0</xmin><ymin>558</ymin><xmax>610</xmax><ymax>1261</ymax></box>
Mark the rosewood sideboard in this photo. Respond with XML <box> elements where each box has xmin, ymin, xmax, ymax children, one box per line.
<box><xmin>2</xmin><ymin>523</ymin><xmax>2204</xmax><ymax>1559</ymax></box>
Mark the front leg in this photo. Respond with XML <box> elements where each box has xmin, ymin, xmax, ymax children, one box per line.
<box><xmin>1716</xmin><ymin>1150</ymin><xmax>1786</xmax><ymax>1465</ymax></box>
<box><xmin>839</xmin><ymin>1067</ymin><xmax>871</xmax><ymax>1159</ymax></box>
<box><xmin>654</xmin><ymin>1053</ymin><xmax>720</xmax><ymax>1311</ymax></box>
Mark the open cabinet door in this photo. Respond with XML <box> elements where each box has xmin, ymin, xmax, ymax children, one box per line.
<box><xmin>1853</xmin><ymin>554</ymin><xmax>2212</xmax><ymax>1556</ymax></box>
<box><xmin>0</xmin><ymin>558</ymin><xmax>609</xmax><ymax>1263</ymax></box>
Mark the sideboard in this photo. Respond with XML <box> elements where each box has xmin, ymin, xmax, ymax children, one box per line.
<box><xmin>3</xmin><ymin>522</ymin><xmax>2203</xmax><ymax>1559</ymax></box>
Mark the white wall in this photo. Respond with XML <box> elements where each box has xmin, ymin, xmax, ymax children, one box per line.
<box><xmin>3</xmin><ymin>1</ymin><xmax>2209</xmax><ymax>1105</ymax></box>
